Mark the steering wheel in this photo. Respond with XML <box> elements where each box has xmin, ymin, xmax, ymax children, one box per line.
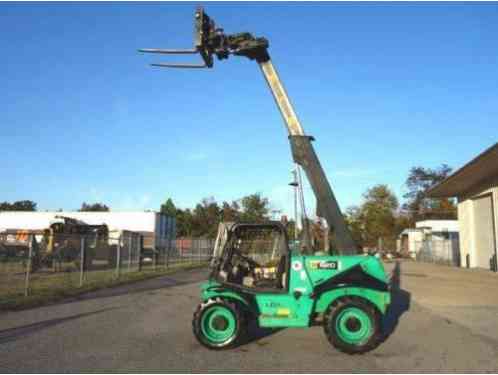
<box><xmin>236</xmin><ymin>252</ymin><xmax>261</xmax><ymax>269</ymax></box>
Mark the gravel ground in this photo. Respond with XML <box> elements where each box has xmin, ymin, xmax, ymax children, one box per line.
<box><xmin>0</xmin><ymin>261</ymin><xmax>497</xmax><ymax>373</ymax></box>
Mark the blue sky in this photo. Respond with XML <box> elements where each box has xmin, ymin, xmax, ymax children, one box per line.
<box><xmin>1</xmin><ymin>2</ymin><xmax>497</xmax><ymax>216</ymax></box>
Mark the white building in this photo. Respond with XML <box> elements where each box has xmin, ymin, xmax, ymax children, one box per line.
<box><xmin>428</xmin><ymin>142</ymin><xmax>498</xmax><ymax>271</ymax></box>
<box><xmin>0</xmin><ymin>211</ymin><xmax>175</xmax><ymax>251</ymax></box>
<box><xmin>398</xmin><ymin>220</ymin><xmax>459</xmax><ymax>260</ymax></box>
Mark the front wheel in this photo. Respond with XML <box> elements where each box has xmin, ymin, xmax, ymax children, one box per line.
<box><xmin>192</xmin><ymin>298</ymin><xmax>245</xmax><ymax>350</ymax></box>
<box><xmin>324</xmin><ymin>296</ymin><xmax>381</xmax><ymax>354</ymax></box>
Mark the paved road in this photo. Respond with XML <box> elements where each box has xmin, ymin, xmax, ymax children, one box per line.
<box><xmin>1</xmin><ymin>262</ymin><xmax>497</xmax><ymax>373</ymax></box>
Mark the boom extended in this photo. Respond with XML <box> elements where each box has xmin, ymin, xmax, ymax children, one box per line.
<box><xmin>139</xmin><ymin>7</ymin><xmax>358</xmax><ymax>254</ymax></box>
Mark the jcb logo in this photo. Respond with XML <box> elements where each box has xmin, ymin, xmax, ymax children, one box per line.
<box><xmin>309</xmin><ymin>260</ymin><xmax>339</xmax><ymax>270</ymax></box>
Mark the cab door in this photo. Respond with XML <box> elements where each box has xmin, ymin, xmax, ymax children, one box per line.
<box><xmin>256</xmin><ymin>256</ymin><xmax>314</xmax><ymax>328</ymax></box>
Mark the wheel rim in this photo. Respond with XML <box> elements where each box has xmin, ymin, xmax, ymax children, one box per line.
<box><xmin>335</xmin><ymin>307</ymin><xmax>373</xmax><ymax>345</ymax></box>
<box><xmin>200</xmin><ymin>305</ymin><xmax>237</xmax><ymax>344</ymax></box>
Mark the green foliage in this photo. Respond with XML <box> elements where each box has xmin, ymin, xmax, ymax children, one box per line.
<box><xmin>221</xmin><ymin>201</ymin><xmax>240</xmax><ymax>222</ymax></box>
<box><xmin>0</xmin><ymin>200</ymin><xmax>37</xmax><ymax>211</ymax></box>
<box><xmin>344</xmin><ymin>163</ymin><xmax>458</xmax><ymax>251</ymax></box>
<box><xmin>79</xmin><ymin>202</ymin><xmax>110</xmax><ymax>212</ymax></box>
<box><xmin>168</xmin><ymin>194</ymin><xmax>270</xmax><ymax>239</ymax></box>
<box><xmin>191</xmin><ymin>197</ymin><xmax>221</xmax><ymax>238</ymax></box>
<box><xmin>240</xmin><ymin>193</ymin><xmax>269</xmax><ymax>223</ymax></box>
<box><xmin>176</xmin><ymin>208</ymin><xmax>194</xmax><ymax>238</ymax></box>
<box><xmin>344</xmin><ymin>206</ymin><xmax>364</xmax><ymax>247</ymax></box>
<box><xmin>361</xmin><ymin>185</ymin><xmax>398</xmax><ymax>249</ymax></box>
<box><xmin>160</xmin><ymin>198</ymin><xmax>177</xmax><ymax>217</ymax></box>
<box><xmin>344</xmin><ymin>184</ymin><xmax>399</xmax><ymax>249</ymax></box>
<box><xmin>403</xmin><ymin>164</ymin><xmax>457</xmax><ymax>222</ymax></box>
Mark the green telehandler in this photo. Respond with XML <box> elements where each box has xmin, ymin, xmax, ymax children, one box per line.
<box><xmin>140</xmin><ymin>7</ymin><xmax>391</xmax><ymax>354</ymax></box>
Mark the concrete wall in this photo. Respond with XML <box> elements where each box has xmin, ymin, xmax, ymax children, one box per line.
<box><xmin>457</xmin><ymin>174</ymin><xmax>498</xmax><ymax>269</ymax></box>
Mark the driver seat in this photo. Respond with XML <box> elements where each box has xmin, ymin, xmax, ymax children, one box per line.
<box><xmin>275</xmin><ymin>255</ymin><xmax>287</xmax><ymax>289</ymax></box>
<box><xmin>252</xmin><ymin>255</ymin><xmax>287</xmax><ymax>290</ymax></box>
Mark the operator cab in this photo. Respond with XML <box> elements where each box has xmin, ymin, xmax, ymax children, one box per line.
<box><xmin>212</xmin><ymin>222</ymin><xmax>289</xmax><ymax>292</ymax></box>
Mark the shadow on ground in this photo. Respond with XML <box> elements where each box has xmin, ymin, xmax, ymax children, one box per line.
<box><xmin>381</xmin><ymin>260</ymin><xmax>411</xmax><ymax>342</ymax></box>
<box><xmin>0</xmin><ymin>307</ymin><xmax>119</xmax><ymax>345</ymax></box>
<box><xmin>239</xmin><ymin>319</ymin><xmax>284</xmax><ymax>348</ymax></box>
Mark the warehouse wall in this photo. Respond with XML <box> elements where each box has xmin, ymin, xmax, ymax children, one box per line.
<box><xmin>457</xmin><ymin>174</ymin><xmax>498</xmax><ymax>270</ymax></box>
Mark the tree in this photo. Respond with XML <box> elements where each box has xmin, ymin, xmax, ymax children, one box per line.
<box><xmin>160</xmin><ymin>198</ymin><xmax>177</xmax><ymax>217</ymax></box>
<box><xmin>343</xmin><ymin>185</ymin><xmax>400</xmax><ymax>250</ymax></box>
<box><xmin>403</xmin><ymin>164</ymin><xmax>457</xmax><ymax>222</ymax></box>
<box><xmin>221</xmin><ymin>201</ymin><xmax>240</xmax><ymax>222</ymax></box>
<box><xmin>240</xmin><ymin>193</ymin><xmax>269</xmax><ymax>223</ymax></box>
<box><xmin>344</xmin><ymin>205</ymin><xmax>364</xmax><ymax>248</ymax></box>
<box><xmin>0</xmin><ymin>200</ymin><xmax>37</xmax><ymax>211</ymax></box>
<box><xmin>361</xmin><ymin>184</ymin><xmax>399</xmax><ymax>249</ymax></box>
<box><xmin>176</xmin><ymin>208</ymin><xmax>193</xmax><ymax>237</ymax></box>
<box><xmin>169</xmin><ymin>193</ymin><xmax>272</xmax><ymax>238</ymax></box>
<box><xmin>191</xmin><ymin>197</ymin><xmax>221</xmax><ymax>238</ymax></box>
<box><xmin>79</xmin><ymin>202</ymin><xmax>110</xmax><ymax>212</ymax></box>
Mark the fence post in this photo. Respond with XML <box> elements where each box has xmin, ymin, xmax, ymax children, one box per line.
<box><xmin>166</xmin><ymin>242</ymin><xmax>170</xmax><ymax>269</ymax></box>
<box><xmin>199</xmin><ymin>239</ymin><xmax>202</xmax><ymax>263</ymax></box>
<box><xmin>116</xmin><ymin>238</ymin><xmax>121</xmax><ymax>279</ymax></box>
<box><xmin>153</xmin><ymin>248</ymin><xmax>157</xmax><ymax>271</ymax></box>
<box><xmin>138</xmin><ymin>235</ymin><xmax>143</xmax><ymax>272</ymax></box>
<box><xmin>447</xmin><ymin>239</ymin><xmax>451</xmax><ymax>266</ymax></box>
<box><xmin>79</xmin><ymin>236</ymin><xmax>85</xmax><ymax>287</ymax></box>
<box><xmin>128</xmin><ymin>233</ymin><xmax>132</xmax><ymax>272</ymax></box>
<box><xmin>24</xmin><ymin>234</ymin><xmax>33</xmax><ymax>297</ymax></box>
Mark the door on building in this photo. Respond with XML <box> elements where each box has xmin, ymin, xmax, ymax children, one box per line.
<box><xmin>472</xmin><ymin>194</ymin><xmax>497</xmax><ymax>270</ymax></box>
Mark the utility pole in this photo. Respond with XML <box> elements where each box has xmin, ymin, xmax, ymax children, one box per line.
<box><xmin>289</xmin><ymin>167</ymin><xmax>299</xmax><ymax>241</ymax></box>
<box><xmin>296</xmin><ymin>166</ymin><xmax>312</xmax><ymax>252</ymax></box>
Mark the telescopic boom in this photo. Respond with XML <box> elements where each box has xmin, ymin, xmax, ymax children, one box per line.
<box><xmin>139</xmin><ymin>7</ymin><xmax>358</xmax><ymax>254</ymax></box>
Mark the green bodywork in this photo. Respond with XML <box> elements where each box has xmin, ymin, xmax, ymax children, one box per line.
<box><xmin>201</xmin><ymin>253</ymin><xmax>390</xmax><ymax>328</ymax></box>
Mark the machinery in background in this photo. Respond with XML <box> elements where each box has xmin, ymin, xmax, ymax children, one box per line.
<box><xmin>0</xmin><ymin>216</ymin><xmax>109</xmax><ymax>271</ymax></box>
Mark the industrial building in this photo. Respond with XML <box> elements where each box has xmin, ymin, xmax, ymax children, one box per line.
<box><xmin>428</xmin><ymin>142</ymin><xmax>498</xmax><ymax>271</ymax></box>
<box><xmin>0</xmin><ymin>211</ymin><xmax>176</xmax><ymax>251</ymax></box>
<box><xmin>397</xmin><ymin>220</ymin><xmax>459</xmax><ymax>265</ymax></box>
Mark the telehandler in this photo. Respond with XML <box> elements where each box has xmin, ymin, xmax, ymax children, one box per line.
<box><xmin>140</xmin><ymin>7</ymin><xmax>391</xmax><ymax>354</ymax></box>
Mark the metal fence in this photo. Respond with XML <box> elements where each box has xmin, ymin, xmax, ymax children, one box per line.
<box><xmin>154</xmin><ymin>238</ymin><xmax>214</xmax><ymax>268</ymax></box>
<box><xmin>415</xmin><ymin>238</ymin><xmax>461</xmax><ymax>267</ymax></box>
<box><xmin>0</xmin><ymin>233</ymin><xmax>213</xmax><ymax>308</ymax></box>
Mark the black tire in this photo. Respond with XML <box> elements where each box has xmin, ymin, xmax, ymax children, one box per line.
<box><xmin>323</xmin><ymin>296</ymin><xmax>381</xmax><ymax>354</ymax></box>
<box><xmin>192</xmin><ymin>298</ymin><xmax>246</xmax><ymax>350</ymax></box>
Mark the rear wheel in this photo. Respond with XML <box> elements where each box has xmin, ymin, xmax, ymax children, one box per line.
<box><xmin>192</xmin><ymin>298</ymin><xmax>245</xmax><ymax>350</ymax></box>
<box><xmin>324</xmin><ymin>296</ymin><xmax>381</xmax><ymax>354</ymax></box>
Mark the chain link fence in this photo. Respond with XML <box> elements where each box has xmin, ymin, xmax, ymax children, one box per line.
<box><xmin>415</xmin><ymin>238</ymin><xmax>460</xmax><ymax>267</ymax></box>
<box><xmin>153</xmin><ymin>238</ymin><xmax>214</xmax><ymax>269</ymax></box>
<box><xmin>0</xmin><ymin>232</ymin><xmax>213</xmax><ymax>309</ymax></box>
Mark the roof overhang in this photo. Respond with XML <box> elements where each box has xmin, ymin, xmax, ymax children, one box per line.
<box><xmin>427</xmin><ymin>142</ymin><xmax>498</xmax><ymax>198</ymax></box>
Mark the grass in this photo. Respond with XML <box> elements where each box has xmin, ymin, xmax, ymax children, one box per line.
<box><xmin>0</xmin><ymin>261</ymin><xmax>208</xmax><ymax>312</ymax></box>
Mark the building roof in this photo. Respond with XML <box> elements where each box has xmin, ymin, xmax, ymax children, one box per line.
<box><xmin>427</xmin><ymin>142</ymin><xmax>498</xmax><ymax>198</ymax></box>
<box><xmin>415</xmin><ymin>220</ymin><xmax>459</xmax><ymax>232</ymax></box>
<box><xmin>0</xmin><ymin>211</ymin><xmax>166</xmax><ymax>232</ymax></box>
